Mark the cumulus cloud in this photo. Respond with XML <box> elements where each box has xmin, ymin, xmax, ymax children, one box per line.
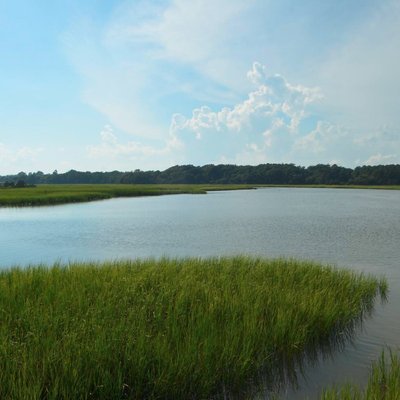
<box><xmin>84</xmin><ymin>63</ymin><xmax>326</xmax><ymax>168</ymax></box>
<box><xmin>62</xmin><ymin>0</ymin><xmax>257</xmax><ymax>143</ymax></box>
<box><xmin>81</xmin><ymin>58</ymin><xmax>400</xmax><ymax>169</ymax></box>
<box><xmin>170</xmin><ymin>62</ymin><xmax>324</xmax><ymax>163</ymax></box>
<box><xmin>62</xmin><ymin>0</ymin><xmax>400</xmax><ymax>169</ymax></box>
<box><xmin>246</xmin><ymin>62</ymin><xmax>268</xmax><ymax>85</ymax></box>
<box><xmin>169</xmin><ymin>62</ymin><xmax>322</xmax><ymax>164</ymax></box>
<box><xmin>166</xmin><ymin>62</ymin><xmax>400</xmax><ymax>167</ymax></box>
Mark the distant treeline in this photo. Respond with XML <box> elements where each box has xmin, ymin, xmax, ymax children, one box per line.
<box><xmin>1</xmin><ymin>164</ymin><xmax>400</xmax><ymax>186</ymax></box>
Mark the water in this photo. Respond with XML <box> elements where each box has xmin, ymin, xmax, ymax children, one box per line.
<box><xmin>1</xmin><ymin>188</ymin><xmax>399</xmax><ymax>398</ymax></box>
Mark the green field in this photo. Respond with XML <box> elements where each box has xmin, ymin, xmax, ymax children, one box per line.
<box><xmin>0</xmin><ymin>257</ymin><xmax>387</xmax><ymax>399</ymax></box>
<box><xmin>0</xmin><ymin>184</ymin><xmax>255</xmax><ymax>207</ymax></box>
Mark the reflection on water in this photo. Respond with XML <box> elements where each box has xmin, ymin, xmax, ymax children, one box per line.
<box><xmin>1</xmin><ymin>188</ymin><xmax>399</xmax><ymax>398</ymax></box>
<box><xmin>227</xmin><ymin>289</ymin><xmax>388</xmax><ymax>400</ymax></box>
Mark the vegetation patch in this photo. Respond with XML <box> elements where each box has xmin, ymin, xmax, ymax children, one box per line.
<box><xmin>321</xmin><ymin>350</ymin><xmax>400</xmax><ymax>399</ymax></box>
<box><xmin>0</xmin><ymin>257</ymin><xmax>387</xmax><ymax>399</ymax></box>
<box><xmin>0</xmin><ymin>184</ymin><xmax>255</xmax><ymax>207</ymax></box>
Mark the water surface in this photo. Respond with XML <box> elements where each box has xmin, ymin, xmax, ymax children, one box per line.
<box><xmin>1</xmin><ymin>188</ymin><xmax>399</xmax><ymax>398</ymax></box>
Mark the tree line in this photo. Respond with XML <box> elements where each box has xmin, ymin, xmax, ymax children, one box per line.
<box><xmin>1</xmin><ymin>163</ymin><xmax>399</xmax><ymax>186</ymax></box>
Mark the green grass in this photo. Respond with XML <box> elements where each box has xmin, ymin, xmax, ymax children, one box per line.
<box><xmin>0</xmin><ymin>184</ymin><xmax>255</xmax><ymax>207</ymax></box>
<box><xmin>321</xmin><ymin>350</ymin><xmax>400</xmax><ymax>399</ymax></box>
<box><xmin>0</xmin><ymin>257</ymin><xmax>387</xmax><ymax>399</ymax></box>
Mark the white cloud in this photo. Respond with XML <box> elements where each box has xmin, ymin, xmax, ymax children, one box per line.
<box><xmin>61</xmin><ymin>0</ymin><xmax>400</xmax><ymax>169</ymax></box>
<box><xmin>172</xmin><ymin>64</ymin><xmax>322</xmax><ymax>136</ymax></box>
<box><xmin>128</xmin><ymin>0</ymin><xmax>248</xmax><ymax>60</ymax></box>
<box><xmin>63</xmin><ymin>0</ymin><xmax>260</xmax><ymax>145</ymax></box>
<box><xmin>0</xmin><ymin>143</ymin><xmax>44</xmax><ymax>174</ymax></box>
<box><xmin>247</xmin><ymin>62</ymin><xmax>268</xmax><ymax>86</ymax></box>
<box><xmin>63</xmin><ymin>15</ymin><xmax>168</xmax><ymax>141</ymax></box>
<box><xmin>352</xmin><ymin>127</ymin><xmax>400</xmax><ymax>166</ymax></box>
<box><xmin>317</xmin><ymin>0</ymin><xmax>400</xmax><ymax>131</ymax></box>
<box><xmin>294</xmin><ymin>122</ymin><xmax>347</xmax><ymax>154</ymax></box>
<box><xmin>167</xmin><ymin>62</ymin><xmax>399</xmax><ymax>167</ymax></box>
<box><xmin>292</xmin><ymin>121</ymin><xmax>400</xmax><ymax>167</ymax></box>
<box><xmin>70</xmin><ymin>54</ymin><xmax>399</xmax><ymax>170</ymax></box>
<box><xmin>87</xmin><ymin>125</ymin><xmax>182</xmax><ymax>168</ymax></box>
<box><xmin>0</xmin><ymin>143</ymin><xmax>43</xmax><ymax>163</ymax></box>
<box><xmin>62</xmin><ymin>0</ymin><xmax>399</xmax><ymax>170</ymax></box>
<box><xmin>168</xmin><ymin>63</ymin><xmax>323</xmax><ymax>164</ymax></box>
<box><xmin>65</xmin><ymin>0</ymin><xmax>308</xmax><ymax>146</ymax></box>
<box><xmin>84</xmin><ymin>62</ymin><xmax>320</xmax><ymax>168</ymax></box>
<box><xmin>63</xmin><ymin>0</ymin><xmax>400</xmax><ymax>170</ymax></box>
<box><xmin>121</xmin><ymin>0</ymin><xmax>258</xmax><ymax>89</ymax></box>
<box><xmin>365</xmin><ymin>153</ymin><xmax>398</xmax><ymax>166</ymax></box>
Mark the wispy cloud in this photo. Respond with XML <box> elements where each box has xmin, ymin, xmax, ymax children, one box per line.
<box><xmin>317</xmin><ymin>0</ymin><xmax>400</xmax><ymax>131</ymax></box>
<box><xmin>365</xmin><ymin>153</ymin><xmax>398</xmax><ymax>166</ymax></box>
<box><xmin>64</xmin><ymin>0</ymin><xmax>399</xmax><ymax>169</ymax></box>
<box><xmin>0</xmin><ymin>143</ymin><xmax>43</xmax><ymax>173</ymax></box>
<box><xmin>84</xmin><ymin>60</ymin><xmax>400</xmax><ymax>168</ymax></box>
<box><xmin>118</xmin><ymin>0</ymin><xmax>257</xmax><ymax>90</ymax></box>
<box><xmin>87</xmin><ymin>125</ymin><xmax>182</xmax><ymax>170</ymax></box>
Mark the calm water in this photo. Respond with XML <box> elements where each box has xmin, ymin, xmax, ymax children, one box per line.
<box><xmin>1</xmin><ymin>188</ymin><xmax>399</xmax><ymax>398</ymax></box>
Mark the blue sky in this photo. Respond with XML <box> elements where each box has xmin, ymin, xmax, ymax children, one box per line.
<box><xmin>1</xmin><ymin>0</ymin><xmax>399</xmax><ymax>173</ymax></box>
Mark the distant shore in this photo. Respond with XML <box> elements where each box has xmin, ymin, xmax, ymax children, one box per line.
<box><xmin>0</xmin><ymin>183</ymin><xmax>399</xmax><ymax>207</ymax></box>
<box><xmin>0</xmin><ymin>183</ymin><xmax>256</xmax><ymax>207</ymax></box>
<box><xmin>259</xmin><ymin>184</ymin><xmax>400</xmax><ymax>190</ymax></box>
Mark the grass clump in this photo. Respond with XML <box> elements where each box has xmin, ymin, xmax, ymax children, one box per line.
<box><xmin>321</xmin><ymin>350</ymin><xmax>400</xmax><ymax>399</ymax></box>
<box><xmin>0</xmin><ymin>257</ymin><xmax>387</xmax><ymax>399</ymax></box>
<box><xmin>0</xmin><ymin>184</ymin><xmax>255</xmax><ymax>207</ymax></box>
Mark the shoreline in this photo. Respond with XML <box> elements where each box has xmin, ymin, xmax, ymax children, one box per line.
<box><xmin>1</xmin><ymin>183</ymin><xmax>399</xmax><ymax>208</ymax></box>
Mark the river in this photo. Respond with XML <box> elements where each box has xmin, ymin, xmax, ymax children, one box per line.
<box><xmin>1</xmin><ymin>187</ymin><xmax>399</xmax><ymax>398</ymax></box>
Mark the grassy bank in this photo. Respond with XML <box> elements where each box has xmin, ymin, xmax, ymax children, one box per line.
<box><xmin>321</xmin><ymin>351</ymin><xmax>400</xmax><ymax>399</ymax></box>
<box><xmin>1</xmin><ymin>183</ymin><xmax>398</xmax><ymax>207</ymax></box>
<box><xmin>0</xmin><ymin>184</ymin><xmax>255</xmax><ymax>207</ymax></box>
<box><xmin>0</xmin><ymin>257</ymin><xmax>387</xmax><ymax>399</ymax></box>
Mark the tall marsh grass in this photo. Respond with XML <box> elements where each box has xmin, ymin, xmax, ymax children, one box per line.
<box><xmin>321</xmin><ymin>350</ymin><xmax>400</xmax><ymax>399</ymax></box>
<box><xmin>0</xmin><ymin>257</ymin><xmax>387</xmax><ymax>399</ymax></box>
<box><xmin>0</xmin><ymin>184</ymin><xmax>255</xmax><ymax>207</ymax></box>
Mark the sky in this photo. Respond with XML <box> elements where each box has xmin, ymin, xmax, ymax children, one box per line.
<box><xmin>1</xmin><ymin>0</ymin><xmax>399</xmax><ymax>174</ymax></box>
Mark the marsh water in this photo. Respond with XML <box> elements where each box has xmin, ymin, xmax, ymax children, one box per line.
<box><xmin>1</xmin><ymin>188</ymin><xmax>399</xmax><ymax>398</ymax></box>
